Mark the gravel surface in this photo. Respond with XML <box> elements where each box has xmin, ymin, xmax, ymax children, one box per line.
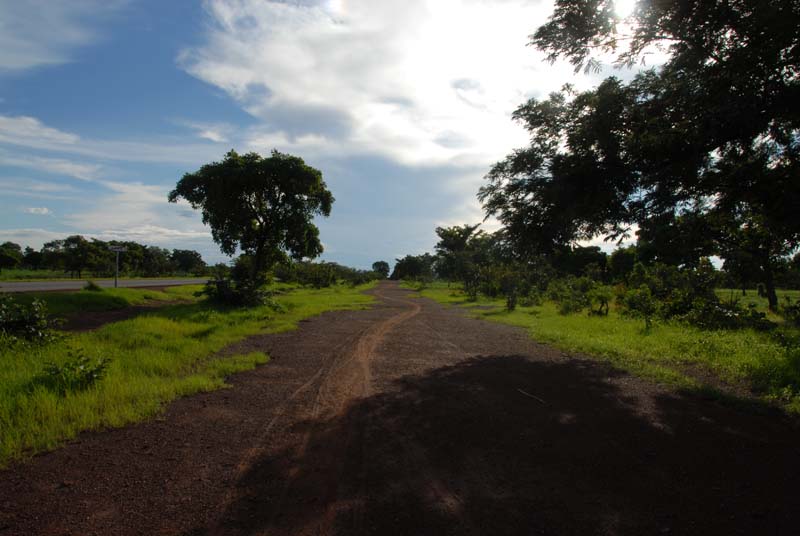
<box><xmin>1</xmin><ymin>281</ymin><xmax>798</xmax><ymax>535</ymax></box>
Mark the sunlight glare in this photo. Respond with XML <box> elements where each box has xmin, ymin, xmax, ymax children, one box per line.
<box><xmin>614</xmin><ymin>0</ymin><xmax>636</xmax><ymax>19</ymax></box>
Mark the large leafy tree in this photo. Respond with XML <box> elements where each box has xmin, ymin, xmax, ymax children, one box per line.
<box><xmin>483</xmin><ymin>0</ymin><xmax>800</xmax><ymax>310</ymax></box>
<box><xmin>371</xmin><ymin>261</ymin><xmax>390</xmax><ymax>279</ymax></box>
<box><xmin>169</xmin><ymin>150</ymin><xmax>334</xmax><ymax>282</ymax></box>
<box><xmin>0</xmin><ymin>242</ymin><xmax>22</xmax><ymax>273</ymax></box>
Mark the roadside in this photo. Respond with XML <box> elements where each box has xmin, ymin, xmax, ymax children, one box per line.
<box><xmin>0</xmin><ymin>277</ymin><xmax>208</xmax><ymax>293</ymax></box>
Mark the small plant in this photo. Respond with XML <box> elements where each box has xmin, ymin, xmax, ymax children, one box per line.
<box><xmin>782</xmin><ymin>297</ymin><xmax>800</xmax><ymax>328</ymax></box>
<box><xmin>36</xmin><ymin>348</ymin><xmax>111</xmax><ymax>396</ymax></box>
<box><xmin>587</xmin><ymin>284</ymin><xmax>613</xmax><ymax>316</ymax></box>
<box><xmin>622</xmin><ymin>285</ymin><xmax>658</xmax><ymax>331</ymax></box>
<box><xmin>83</xmin><ymin>280</ymin><xmax>103</xmax><ymax>291</ymax></box>
<box><xmin>0</xmin><ymin>293</ymin><xmax>57</xmax><ymax>344</ymax></box>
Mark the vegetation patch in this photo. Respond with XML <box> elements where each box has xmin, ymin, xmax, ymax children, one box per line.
<box><xmin>0</xmin><ymin>282</ymin><xmax>375</xmax><ymax>466</ymax></box>
<box><xmin>416</xmin><ymin>282</ymin><xmax>800</xmax><ymax>414</ymax></box>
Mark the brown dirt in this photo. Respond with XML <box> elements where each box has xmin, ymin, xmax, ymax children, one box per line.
<box><xmin>1</xmin><ymin>281</ymin><xmax>799</xmax><ymax>535</ymax></box>
<box><xmin>57</xmin><ymin>303</ymin><xmax>172</xmax><ymax>332</ymax></box>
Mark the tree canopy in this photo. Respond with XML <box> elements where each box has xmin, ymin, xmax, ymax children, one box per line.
<box><xmin>169</xmin><ymin>150</ymin><xmax>334</xmax><ymax>280</ymax></box>
<box><xmin>482</xmin><ymin>0</ymin><xmax>800</xmax><ymax>309</ymax></box>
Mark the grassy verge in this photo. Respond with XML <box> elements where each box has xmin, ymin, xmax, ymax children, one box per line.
<box><xmin>414</xmin><ymin>282</ymin><xmax>800</xmax><ymax>414</ymax></box>
<box><xmin>0</xmin><ymin>282</ymin><xmax>376</xmax><ymax>465</ymax></box>
<box><xmin>13</xmin><ymin>285</ymin><xmax>203</xmax><ymax>316</ymax></box>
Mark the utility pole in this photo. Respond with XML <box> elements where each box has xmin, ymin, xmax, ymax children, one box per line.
<box><xmin>108</xmin><ymin>246</ymin><xmax>127</xmax><ymax>288</ymax></box>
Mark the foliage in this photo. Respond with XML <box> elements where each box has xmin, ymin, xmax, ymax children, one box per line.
<box><xmin>417</xmin><ymin>281</ymin><xmax>800</xmax><ymax>414</ymax></box>
<box><xmin>201</xmin><ymin>255</ymin><xmax>281</xmax><ymax>308</ymax></box>
<box><xmin>587</xmin><ymin>284</ymin><xmax>613</xmax><ymax>316</ymax></box>
<box><xmin>372</xmin><ymin>261</ymin><xmax>390</xmax><ymax>279</ymax></box>
<box><xmin>0</xmin><ymin>294</ymin><xmax>56</xmax><ymax>344</ymax></box>
<box><xmin>34</xmin><ymin>348</ymin><xmax>111</xmax><ymax>396</ymax></box>
<box><xmin>0</xmin><ymin>283</ymin><xmax>375</xmax><ymax>465</ymax></box>
<box><xmin>390</xmin><ymin>253</ymin><xmax>435</xmax><ymax>281</ymax></box>
<box><xmin>782</xmin><ymin>297</ymin><xmax>800</xmax><ymax>328</ymax></box>
<box><xmin>622</xmin><ymin>285</ymin><xmax>658</xmax><ymax>330</ymax></box>
<box><xmin>0</xmin><ymin>242</ymin><xmax>22</xmax><ymax>273</ymax></box>
<box><xmin>546</xmin><ymin>276</ymin><xmax>593</xmax><ymax>315</ymax></box>
<box><xmin>484</xmin><ymin>0</ymin><xmax>800</xmax><ymax>310</ymax></box>
<box><xmin>169</xmin><ymin>150</ymin><xmax>333</xmax><ymax>286</ymax></box>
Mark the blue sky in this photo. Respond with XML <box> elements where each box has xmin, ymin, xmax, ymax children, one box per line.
<box><xmin>0</xmin><ymin>0</ymin><xmax>639</xmax><ymax>268</ymax></box>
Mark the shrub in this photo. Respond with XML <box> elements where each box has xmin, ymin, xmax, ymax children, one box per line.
<box><xmin>782</xmin><ymin>297</ymin><xmax>800</xmax><ymax>328</ymax></box>
<box><xmin>546</xmin><ymin>276</ymin><xmax>593</xmax><ymax>315</ymax></box>
<box><xmin>0</xmin><ymin>294</ymin><xmax>57</xmax><ymax>344</ymax></box>
<box><xmin>587</xmin><ymin>284</ymin><xmax>613</xmax><ymax>316</ymax></box>
<box><xmin>35</xmin><ymin>348</ymin><xmax>111</xmax><ymax>396</ymax></box>
<box><xmin>622</xmin><ymin>285</ymin><xmax>658</xmax><ymax>330</ymax></box>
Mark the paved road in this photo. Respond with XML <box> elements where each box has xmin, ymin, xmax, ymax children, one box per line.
<box><xmin>0</xmin><ymin>277</ymin><xmax>207</xmax><ymax>293</ymax></box>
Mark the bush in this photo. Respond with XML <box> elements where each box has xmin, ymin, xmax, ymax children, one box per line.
<box><xmin>622</xmin><ymin>285</ymin><xmax>658</xmax><ymax>330</ymax></box>
<box><xmin>782</xmin><ymin>297</ymin><xmax>800</xmax><ymax>328</ymax></box>
<box><xmin>35</xmin><ymin>348</ymin><xmax>110</xmax><ymax>395</ymax></box>
<box><xmin>547</xmin><ymin>276</ymin><xmax>593</xmax><ymax>315</ymax></box>
<box><xmin>0</xmin><ymin>294</ymin><xmax>57</xmax><ymax>344</ymax></box>
<box><xmin>587</xmin><ymin>284</ymin><xmax>613</xmax><ymax>316</ymax></box>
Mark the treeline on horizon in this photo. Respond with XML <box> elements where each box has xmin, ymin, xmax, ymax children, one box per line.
<box><xmin>0</xmin><ymin>236</ymin><xmax>209</xmax><ymax>278</ymax></box>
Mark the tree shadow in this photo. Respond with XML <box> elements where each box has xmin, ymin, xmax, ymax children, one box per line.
<box><xmin>198</xmin><ymin>355</ymin><xmax>800</xmax><ymax>536</ymax></box>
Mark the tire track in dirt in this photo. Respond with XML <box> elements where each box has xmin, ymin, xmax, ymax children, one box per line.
<box><xmin>208</xmin><ymin>285</ymin><xmax>421</xmax><ymax>536</ymax></box>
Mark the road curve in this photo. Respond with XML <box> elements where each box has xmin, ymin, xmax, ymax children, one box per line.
<box><xmin>0</xmin><ymin>277</ymin><xmax>208</xmax><ymax>293</ymax></box>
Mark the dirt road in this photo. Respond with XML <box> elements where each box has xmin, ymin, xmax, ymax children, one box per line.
<box><xmin>1</xmin><ymin>281</ymin><xmax>799</xmax><ymax>535</ymax></box>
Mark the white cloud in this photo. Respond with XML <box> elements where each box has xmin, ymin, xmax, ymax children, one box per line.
<box><xmin>0</xmin><ymin>114</ymin><xmax>225</xmax><ymax>165</ymax></box>
<box><xmin>0</xmin><ymin>151</ymin><xmax>100</xmax><ymax>181</ymax></box>
<box><xmin>179</xmin><ymin>0</ymin><xmax>616</xmax><ymax>168</ymax></box>
<box><xmin>24</xmin><ymin>207</ymin><xmax>51</xmax><ymax>215</ymax></box>
<box><xmin>0</xmin><ymin>1</ymin><xmax>127</xmax><ymax>71</ymax></box>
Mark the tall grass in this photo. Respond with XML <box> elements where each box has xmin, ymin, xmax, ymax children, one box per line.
<box><xmin>0</xmin><ymin>283</ymin><xmax>375</xmax><ymax>465</ymax></box>
<box><xmin>416</xmin><ymin>282</ymin><xmax>800</xmax><ymax>413</ymax></box>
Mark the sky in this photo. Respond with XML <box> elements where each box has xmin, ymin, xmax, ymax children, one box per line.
<box><xmin>0</xmin><ymin>0</ymin><xmax>641</xmax><ymax>269</ymax></box>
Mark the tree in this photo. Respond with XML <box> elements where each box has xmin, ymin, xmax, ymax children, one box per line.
<box><xmin>433</xmin><ymin>224</ymin><xmax>482</xmax><ymax>281</ymax></box>
<box><xmin>390</xmin><ymin>254</ymin><xmax>435</xmax><ymax>281</ymax></box>
<box><xmin>484</xmin><ymin>0</ymin><xmax>800</xmax><ymax>310</ymax></box>
<box><xmin>0</xmin><ymin>242</ymin><xmax>22</xmax><ymax>273</ymax></box>
<box><xmin>169</xmin><ymin>150</ymin><xmax>334</xmax><ymax>286</ymax></box>
<box><xmin>371</xmin><ymin>261</ymin><xmax>390</xmax><ymax>279</ymax></box>
<box><xmin>171</xmin><ymin>249</ymin><xmax>207</xmax><ymax>275</ymax></box>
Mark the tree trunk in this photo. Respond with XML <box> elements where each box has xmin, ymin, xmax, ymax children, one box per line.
<box><xmin>763</xmin><ymin>260</ymin><xmax>778</xmax><ymax>312</ymax></box>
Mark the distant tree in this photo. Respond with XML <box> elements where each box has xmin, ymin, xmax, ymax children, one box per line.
<box><xmin>433</xmin><ymin>224</ymin><xmax>482</xmax><ymax>281</ymax></box>
<box><xmin>171</xmin><ymin>249</ymin><xmax>207</xmax><ymax>275</ymax></box>
<box><xmin>41</xmin><ymin>240</ymin><xmax>66</xmax><ymax>273</ymax></box>
<box><xmin>21</xmin><ymin>246</ymin><xmax>43</xmax><ymax>270</ymax></box>
<box><xmin>608</xmin><ymin>246</ymin><xmax>636</xmax><ymax>283</ymax></box>
<box><xmin>169</xmin><ymin>150</ymin><xmax>333</xmax><ymax>287</ymax></box>
<box><xmin>371</xmin><ymin>261</ymin><xmax>390</xmax><ymax>279</ymax></box>
<box><xmin>390</xmin><ymin>254</ymin><xmax>435</xmax><ymax>281</ymax></box>
<box><xmin>0</xmin><ymin>242</ymin><xmax>22</xmax><ymax>273</ymax></box>
<box><xmin>142</xmin><ymin>247</ymin><xmax>175</xmax><ymax>277</ymax></box>
<box><xmin>62</xmin><ymin>235</ymin><xmax>95</xmax><ymax>278</ymax></box>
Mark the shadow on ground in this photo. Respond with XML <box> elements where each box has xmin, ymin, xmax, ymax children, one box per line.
<box><xmin>201</xmin><ymin>355</ymin><xmax>800</xmax><ymax>536</ymax></box>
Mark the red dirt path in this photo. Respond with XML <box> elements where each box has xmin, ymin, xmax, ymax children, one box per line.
<box><xmin>1</xmin><ymin>281</ymin><xmax>799</xmax><ymax>535</ymax></box>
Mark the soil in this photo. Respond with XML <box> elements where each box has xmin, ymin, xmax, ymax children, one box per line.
<box><xmin>1</xmin><ymin>281</ymin><xmax>799</xmax><ymax>535</ymax></box>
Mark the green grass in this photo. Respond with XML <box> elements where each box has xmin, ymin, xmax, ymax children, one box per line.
<box><xmin>716</xmin><ymin>288</ymin><xmax>800</xmax><ymax>321</ymax></box>
<box><xmin>13</xmin><ymin>285</ymin><xmax>204</xmax><ymax>316</ymax></box>
<box><xmin>415</xmin><ymin>282</ymin><xmax>800</xmax><ymax>414</ymax></box>
<box><xmin>0</xmin><ymin>282</ymin><xmax>376</xmax><ymax>465</ymax></box>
